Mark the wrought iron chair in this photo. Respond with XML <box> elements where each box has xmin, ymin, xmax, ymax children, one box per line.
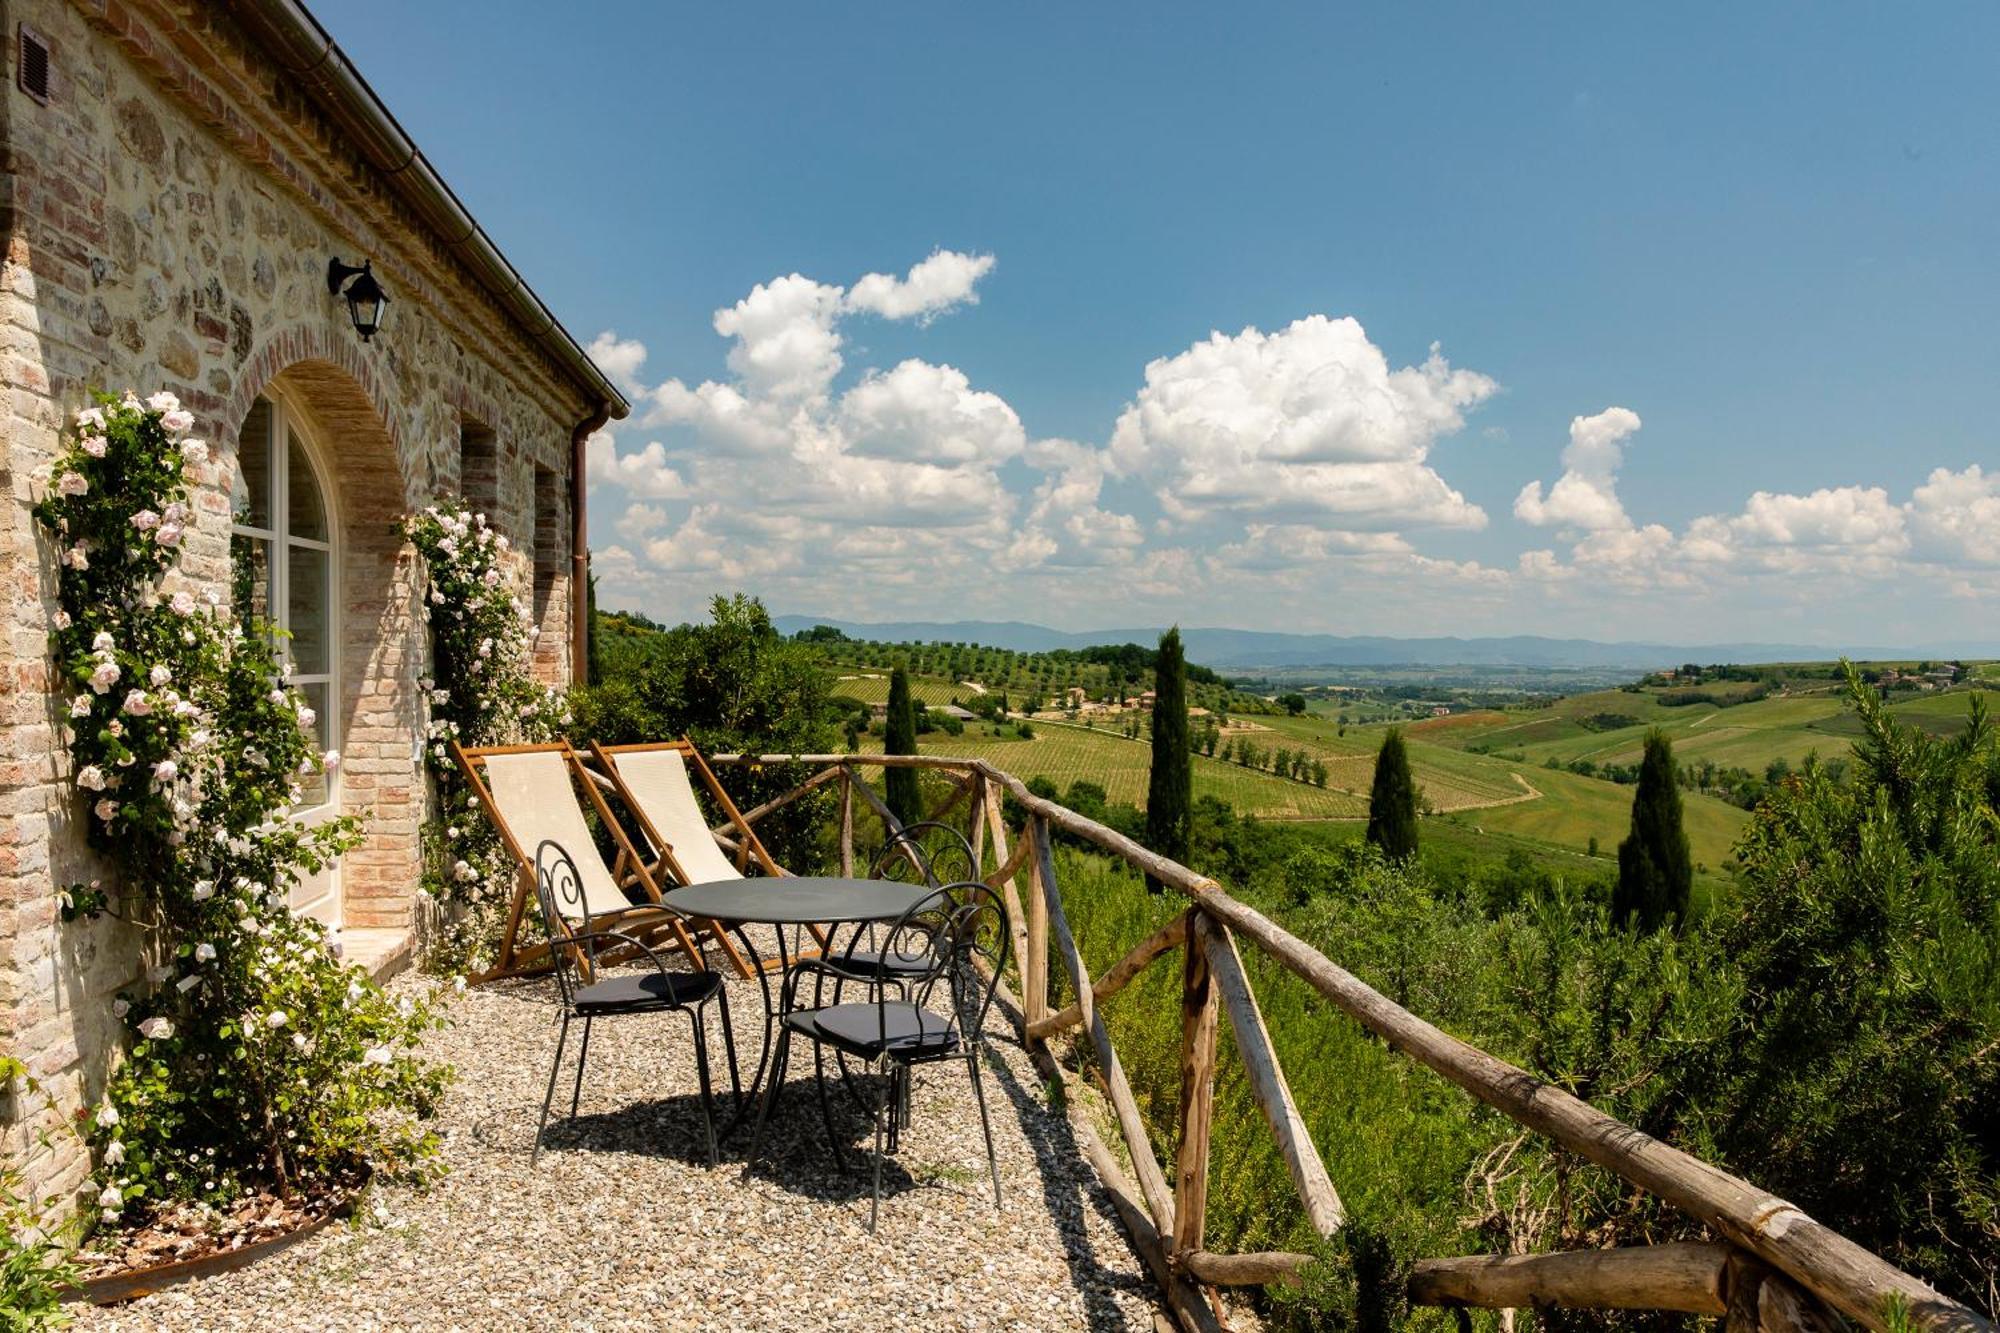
<box><xmin>826</xmin><ymin>820</ymin><xmax>981</xmax><ymax>985</ymax></box>
<box><xmin>868</xmin><ymin>820</ymin><xmax>978</xmax><ymax>887</ymax></box>
<box><xmin>531</xmin><ymin>839</ymin><xmax>740</xmax><ymax>1167</ymax></box>
<box><xmin>742</xmin><ymin>880</ymin><xmax>1009</xmax><ymax>1232</ymax></box>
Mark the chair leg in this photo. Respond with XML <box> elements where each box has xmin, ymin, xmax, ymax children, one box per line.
<box><xmin>811</xmin><ymin>1040</ymin><xmax>847</xmax><ymax>1172</ymax></box>
<box><xmin>968</xmin><ymin>1048</ymin><xmax>1001</xmax><ymax>1211</ymax></box>
<box><xmin>869</xmin><ymin>1062</ymin><xmax>887</xmax><ymax>1235</ymax></box>
<box><xmin>690</xmin><ymin>1011</ymin><xmax>719</xmax><ymax>1169</ymax></box>
<box><xmin>570</xmin><ymin>1014</ymin><xmax>593</xmax><ymax>1118</ymax></box>
<box><xmin>716</xmin><ymin>988</ymin><xmax>743</xmax><ymax>1103</ymax></box>
<box><xmin>742</xmin><ymin>1025</ymin><xmax>792</xmax><ymax>1182</ymax></box>
<box><xmin>533</xmin><ymin>1013</ymin><xmax>571</xmax><ymax>1165</ymax></box>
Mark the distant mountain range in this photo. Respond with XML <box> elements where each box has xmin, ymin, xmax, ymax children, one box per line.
<box><xmin>772</xmin><ymin>615</ymin><xmax>2000</xmax><ymax>671</ymax></box>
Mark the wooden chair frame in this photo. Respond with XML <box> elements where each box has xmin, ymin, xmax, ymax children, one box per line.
<box><xmin>451</xmin><ymin>740</ymin><xmax>714</xmax><ymax>982</ymax></box>
<box><xmin>586</xmin><ymin>739</ymin><xmax>828</xmax><ymax>974</ymax></box>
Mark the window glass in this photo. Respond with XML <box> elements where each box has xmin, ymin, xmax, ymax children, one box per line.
<box><xmin>296</xmin><ymin>682</ymin><xmax>330</xmax><ymax>807</ymax></box>
<box><xmin>286</xmin><ymin>544</ymin><xmax>331</xmax><ymax>675</ymax></box>
<box><xmin>287</xmin><ymin>437</ymin><xmax>328</xmax><ymax>542</ymax></box>
<box><xmin>230</xmin><ymin>393</ymin><xmax>337</xmax><ymax>815</ymax></box>
<box><xmin>234</xmin><ymin>398</ymin><xmax>273</xmax><ymax>530</ymax></box>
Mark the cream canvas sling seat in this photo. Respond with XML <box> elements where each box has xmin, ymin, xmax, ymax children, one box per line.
<box><xmin>451</xmin><ymin>742</ymin><xmax>706</xmax><ymax>982</ymax></box>
<box><xmin>588</xmin><ymin>739</ymin><xmax>821</xmax><ymax>976</ymax></box>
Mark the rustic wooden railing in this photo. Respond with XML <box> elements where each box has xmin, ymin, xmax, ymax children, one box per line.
<box><xmin>706</xmin><ymin>752</ymin><xmax>1993</xmax><ymax>1333</ymax></box>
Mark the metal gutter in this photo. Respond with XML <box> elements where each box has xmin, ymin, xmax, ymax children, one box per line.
<box><xmin>220</xmin><ymin>0</ymin><xmax>630</xmax><ymax>422</ymax></box>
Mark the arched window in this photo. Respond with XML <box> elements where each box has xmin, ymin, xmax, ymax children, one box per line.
<box><xmin>230</xmin><ymin>392</ymin><xmax>338</xmax><ymax>817</ymax></box>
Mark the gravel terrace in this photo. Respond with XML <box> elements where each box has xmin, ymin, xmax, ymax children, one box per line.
<box><xmin>76</xmin><ymin>955</ymin><xmax>1160</xmax><ymax>1332</ymax></box>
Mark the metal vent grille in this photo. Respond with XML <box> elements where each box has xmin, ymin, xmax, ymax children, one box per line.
<box><xmin>19</xmin><ymin>25</ymin><xmax>50</xmax><ymax>104</ymax></box>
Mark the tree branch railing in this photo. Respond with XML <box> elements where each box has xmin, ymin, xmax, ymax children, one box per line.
<box><xmin>707</xmin><ymin>752</ymin><xmax>1992</xmax><ymax>1333</ymax></box>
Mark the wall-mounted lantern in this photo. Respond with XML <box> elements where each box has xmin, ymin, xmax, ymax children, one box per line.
<box><xmin>326</xmin><ymin>258</ymin><xmax>388</xmax><ymax>342</ymax></box>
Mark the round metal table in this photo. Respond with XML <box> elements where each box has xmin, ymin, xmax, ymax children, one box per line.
<box><xmin>664</xmin><ymin>876</ymin><xmax>929</xmax><ymax>929</ymax></box>
<box><xmin>663</xmin><ymin>876</ymin><xmax>931</xmax><ymax>1136</ymax></box>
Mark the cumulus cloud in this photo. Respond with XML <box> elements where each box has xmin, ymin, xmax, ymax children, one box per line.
<box><xmin>587</xmin><ymin>251</ymin><xmax>1127</xmax><ymax>618</ymax></box>
<box><xmin>846</xmin><ymin>250</ymin><xmax>996</xmax><ymax>322</ymax></box>
<box><xmin>586</xmin><ymin>434</ymin><xmax>692</xmax><ymax>500</ymax></box>
<box><xmin>586</xmin><ymin>331</ymin><xmax>650</xmax><ymax>394</ymax></box>
<box><xmin>1108</xmin><ymin>315</ymin><xmax>1494</xmax><ymax>530</ymax></box>
<box><xmin>1907</xmin><ymin>464</ymin><xmax>2000</xmax><ymax>567</ymax></box>
<box><xmin>1514</xmin><ymin>406</ymin><xmax>1642</xmax><ymax>531</ymax></box>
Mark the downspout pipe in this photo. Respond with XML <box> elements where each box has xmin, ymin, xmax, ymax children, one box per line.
<box><xmin>570</xmin><ymin>401</ymin><xmax>613</xmax><ymax>687</ymax></box>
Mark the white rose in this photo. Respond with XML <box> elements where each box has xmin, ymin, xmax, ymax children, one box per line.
<box><xmin>88</xmin><ymin>661</ymin><xmax>119</xmax><ymax>694</ymax></box>
<box><xmin>64</xmin><ymin>544</ymin><xmax>89</xmax><ymax>570</ymax></box>
<box><xmin>81</xmin><ymin>434</ymin><xmax>108</xmax><ymax>458</ymax></box>
<box><xmin>155</xmin><ymin>523</ymin><xmax>183</xmax><ymax>548</ymax></box>
<box><xmin>146</xmin><ymin>391</ymin><xmax>181</xmax><ymax>413</ymax></box>
<box><xmin>322</xmin><ymin>750</ymin><xmax>340</xmax><ymax>769</ymax></box>
<box><xmin>362</xmin><ymin>1046</ymin><xmax>393</xmax><ymax>1066</ymax></box>
<box><xmin>98</xmin><ymin>1186</ymin><xmax>122</xmax><ymax>1209</ymax></box>
<box><xmin>267</xmin><ymin>1010</ymin><xmax>288</xmax><ymax>1029</ymax></box>
<box><xmin>192</xmin><ymin>880</ymin><xmax>215</xmax><ymax>901</ymax></box>
<box><xmin>104</xmin><ymin>1140</ymin><xmax>126</xmax><ymax>1166</ymax></box>
<box><xmin>121</xmin><ymin>690</ymin><xmax>152</xmax><ymax>716</ymax></box>
<box><xmin>76</xmin><ymin>406</ymin><xmax>106</xmax><ymax>429</ymax></box>
<box><xmin>161</xmin><ymin>409</ymin><xmax>194</xmax><ymax>435</ymax></box>
<box><xmin>94</xmin><ymin>799</ymin><xmax>118</xmax><ymax>823</ymax></box>
<box><xmin>53</xmin><ymin>610</ymin><xmax>71</xmax><ymax>630</ymax></box>
<box><xmin>69</xmin><ymin>694</ymin><xmax>93</xmax><ymax>718</ymax></box>
<box><xmin>149</xmin><ymin>664</ymin><xmax>172</xmax><ymax>686</ymax></box>
<box><xmin>153</xmin><ymin>758</ymin><xmax>178</xmax><ymax>783</ymax></box>
<box><xmin>95</xmin><ymin>1104</ymin><xmax>120</xmax><ymax>1128</ymax></box>
<box><xmin>130</xmin><ymin>509</ymin><xmax>160</xmax><ymax>531</ymax></box>
<box><xmin>296</xmin><ymin>707</ymin><xmax>316</xmax><ymax>728</ymax></box>
<box><xmin>138</xmin><ymin>1016</ymin><xmax>173</xmax><ymax>1040</ymax></box>
<box><xmin>56</xmin><ymin>471</ymin><xmax>88</xmax><ymax>497</ymax></box>
<box><xmin>92</xmin><ymin>631</ymin><xmax>115</xmax><ymax>652</ymax></box>
<box><xmin>77</xmin><ymin>765</ymin><xmax>106</xmax><ymax>791</ymax></box>
<box><xmin>195</xmin><ymin>942</ymin><xmax>216</xmax><ymax>963</ymax></box>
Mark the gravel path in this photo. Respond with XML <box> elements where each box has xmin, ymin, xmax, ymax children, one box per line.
<box><xmin>77</xmin><ymin>960</ymin><xmax>1160</xmax><ymax>1331</ymax></box>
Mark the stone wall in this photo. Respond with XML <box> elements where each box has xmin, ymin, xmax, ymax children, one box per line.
<box><xmin>1</xmin><ymin>0</ymin><xmax>602</xmax><ymax>1203</ymax></box>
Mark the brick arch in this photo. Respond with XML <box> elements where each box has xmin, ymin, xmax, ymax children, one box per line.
<box><xmin>224</xmin><ymin>330</ymin><xmax>426</xmax><ymax>933</ymax></box>
<box><xmin>224</xmin><ymin>324</ymin><xmax>399</xmax><ymax>459</ymax></box>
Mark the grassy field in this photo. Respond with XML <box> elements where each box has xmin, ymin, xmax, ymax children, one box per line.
<box><xmin>866</xmin><ymin>721</ymin><xmax>1368</xmax><ymax>819</ymax></box>
<box><xmin>1414</xmin><ymin>680</ymin><xmax>1999</xmax><ymax>777</ymax></box>
<box><xmin>829</xmin><ymin>672</ymin><xmax>972</xmax><ymax>708</ymax></box>
<box><xmin>1438</xmin><ymin>762</ymin><xmax>1747</xmax><ymax>873</ymax></box>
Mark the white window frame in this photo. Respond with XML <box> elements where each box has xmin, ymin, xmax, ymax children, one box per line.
<box><xmin>230</xmin><ymin>387</ymin><xmax>342</xmax><ymax>821</ymax></box>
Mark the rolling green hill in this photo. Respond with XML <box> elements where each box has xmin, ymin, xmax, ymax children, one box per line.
<box><xmin>1412</xmin><ymin>680</ymin><xmax>1998</xmax><ymax>780</ymax></box>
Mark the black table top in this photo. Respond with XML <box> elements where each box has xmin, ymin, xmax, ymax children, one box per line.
<box><xmin>662</xmin><ymin>876</ymin><xmax>931</xmax><ymax>927</ymax></box>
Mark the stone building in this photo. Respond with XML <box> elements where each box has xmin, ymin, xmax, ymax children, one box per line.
<box><xmin>1</xmin><ymin>0</ymin><xmax>628</xmax><ymax>1200</ymax></box>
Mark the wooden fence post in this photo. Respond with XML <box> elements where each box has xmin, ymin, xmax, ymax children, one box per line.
<box><xmin>1025</xmin><ymin>816</ymin><xmax>1053</xmax><ymax>1024</ymax></box>
<box><xmin>838</xmin><ymin>768</ymin><xmax>854</xmax><ymax>877</ymax></box>
<box><xmin>1174</xmin><ymin>909</ymin><xmax>1219</xmax><ymax>1260</ymax></box>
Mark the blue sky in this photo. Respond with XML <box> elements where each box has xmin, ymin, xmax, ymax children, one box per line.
<box><xmin>316</xmin><ymin>2</ymin><xmax>1999</xmax><ymax>646</ymax></box>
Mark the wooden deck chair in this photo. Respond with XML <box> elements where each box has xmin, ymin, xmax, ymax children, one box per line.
<box><xmin>587</xmin><ymin>739</ymin><xmax>824</xmax><ymax>972</ymax></box>
<box><xmin>452</xmin><ymin>741</ymin><xmax>709</xmax><ymax>983</ymax></box>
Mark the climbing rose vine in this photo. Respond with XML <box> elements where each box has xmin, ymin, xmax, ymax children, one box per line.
<box><xmin>33</xmin><ymin>393</ymin><xmax>448</xmax><ymax>1225</ymax></box>
<box><xmin>402</xmin><ymin>501</ymin><xmax>568</xmax><ymax>972</ymax></box>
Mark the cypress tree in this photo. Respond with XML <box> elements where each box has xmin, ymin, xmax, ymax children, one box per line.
<box><xmin>1144</xmin><ymin>627</ymin><xmax>1192</xmax><ymax>891</ymax></box>
<box><xmin>1366</xmin><ymin>727</ymin><xmax>1420</xmax><ymax>860</ymax></box>
<box><xmin>1615</xmin><ymin>728</ymin><xmax>1693</xmax><ymax>929</ymax></box>
<box><xmin>884</xmin><ymin>661</ymin><xmax>921</xmax><ymax>828</ymax></box>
